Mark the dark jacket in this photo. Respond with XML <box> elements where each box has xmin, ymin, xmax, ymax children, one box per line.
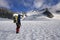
<box><xmin>17</xmin><ymin>15</ymin><xmax>21</xmax><ymax>24</ymax></box>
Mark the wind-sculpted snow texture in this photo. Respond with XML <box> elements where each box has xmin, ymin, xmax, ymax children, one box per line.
<box><xmin>0</xmin><ymin>21</ymin><xmax>60</xmax><ymax>40</ymax></box>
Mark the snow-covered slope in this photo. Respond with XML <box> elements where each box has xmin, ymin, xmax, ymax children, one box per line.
<box><xmin>23</xmin><ymin>10</ymin><xmax>60</xmax><ymax>21</ymax></box>
<box><xmin>0</xmin><ymin>18</ymin><xmax>11</xmax><ymax>21</ymax></box>
<box><xmin>0</xmin><ymin>20</ymin><xmax>60</xmax><ymax>40</ymax></box>
<box><xmin>0</xmin><ymin>7</ymin><xmax>60</xmax><ymax>40</ymax></box>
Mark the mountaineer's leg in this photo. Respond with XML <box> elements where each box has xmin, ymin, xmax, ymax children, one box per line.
<box><xmin>16</xmin><ymin>23</ymin><xmax>21</xmax><ymax>33</ymax></box>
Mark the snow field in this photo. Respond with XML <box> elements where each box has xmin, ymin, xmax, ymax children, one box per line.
<box><xmin>0</xmin><ymin>21</ymin><xmax>60</xmax><ymax>40</ymax></box>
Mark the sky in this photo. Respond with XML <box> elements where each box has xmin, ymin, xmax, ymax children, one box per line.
<box><xmin>0</xmin><ymin>0</ymin><xmax>60</xmax><ymax>12</ymax></box>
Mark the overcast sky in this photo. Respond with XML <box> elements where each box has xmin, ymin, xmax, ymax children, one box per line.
<box><xmin>0</xmin><ymin>0</ymin><xmax>60</xmax><ymax>12</ymax></box>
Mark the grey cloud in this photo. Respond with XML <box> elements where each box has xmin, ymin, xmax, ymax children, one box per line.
<box><xmin>0</xmin><ymin>0</ymin><xmax>10</xmax><ymax>9</ymax></box>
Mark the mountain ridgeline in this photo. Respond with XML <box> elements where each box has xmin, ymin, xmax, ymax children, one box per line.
<box><xmin>0</xmin><ymin>7</ymin><xmax>54</xmax><ymax>20</ymax></box>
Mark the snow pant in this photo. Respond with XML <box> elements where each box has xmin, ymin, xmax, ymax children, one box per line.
<box><xmin>16</xmin><ymin>23</ymin><xmax>21</xmax><ymax>33</ymax></box>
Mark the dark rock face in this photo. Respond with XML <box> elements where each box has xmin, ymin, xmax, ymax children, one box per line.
<box><xmin>43</xmin><ymin>8</ymin><xmax>54</xmax><ymax>18</ymax></box>
<box><xmin>56</xmin><ymin>10</ymin><xmax>60</xmax><ymax>13</ymax></box>
<box><xmin>0</xmin><ymin>7</ymin><xmax>14</xmax><ymax>19</ymax></box>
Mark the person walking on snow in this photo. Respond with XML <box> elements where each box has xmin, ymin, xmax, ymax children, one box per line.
<box><xmin>16</xmin><ymin>14</ymin><xmax>23</xmax><ymax>33</ymax></box>
<box><xmin>13</xmin><ymin>13</ymin><xmax>26</xmax><ymax>34</ymax></box>
<box><xmin>13</xmin><ymin>14</ymin><xmax>23</xmax><ymax>33</ymax></box>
